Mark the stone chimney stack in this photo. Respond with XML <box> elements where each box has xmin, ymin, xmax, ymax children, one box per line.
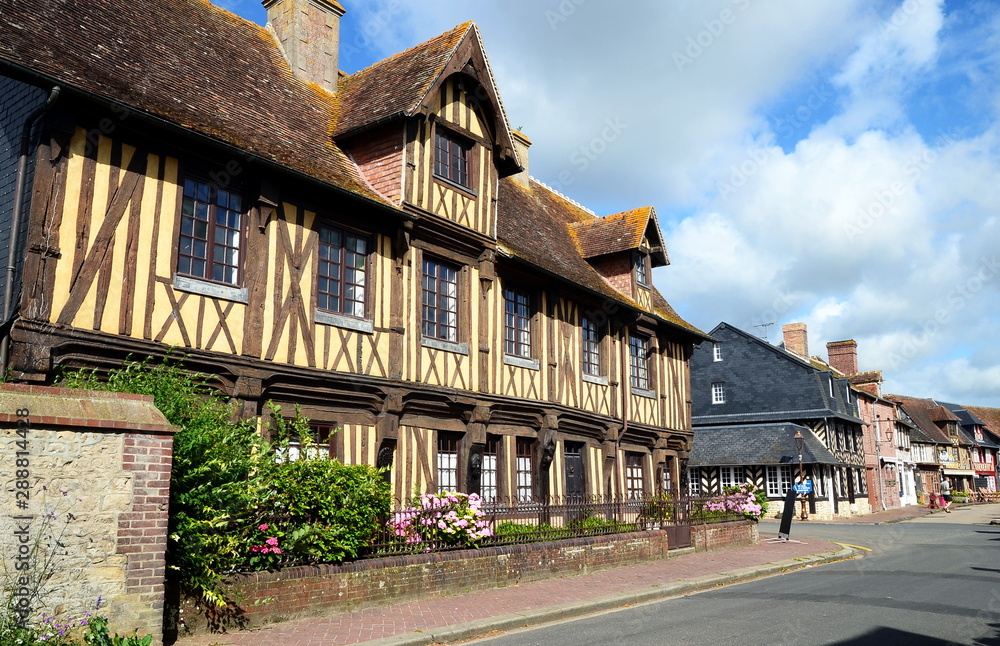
<box><xmin>782</xmin><ymin>322</ymin><xmax>808</xmax><ymax>357</ymax></box>
<box><xmin>263</xmin><ymin>0</ymin><xmax>345</xmax><ymax>93</ymax></box>
<box><xmin>511</xmin><ymin>130</ymin><xmax>531</xmax><ymax>188</ymax></box>
<box><xmin>827</xmin><ymin>340</ymin><xmax>859</xmax><ymax>375</ymax></box>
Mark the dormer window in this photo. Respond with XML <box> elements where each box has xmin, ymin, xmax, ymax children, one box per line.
<box><xmin>434</xmin><ymin>127</ymin><xmax>472</xmax><ymax>189</ymax></box>
<box><xmin>634</xmin><ymin>251</ymin><xmax>649</xmax><ymax>287</ymax></box>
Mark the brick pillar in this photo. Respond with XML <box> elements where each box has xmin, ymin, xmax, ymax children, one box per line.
<box><xmin>119</xmin><ymin>431</ymin><xmax>174</xmax><ymax>638</ymax></box>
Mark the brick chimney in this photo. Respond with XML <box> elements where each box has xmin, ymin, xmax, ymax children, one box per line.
<box><xmin>782</xmin><ymin>322</ymin><xmax>808</xmax><ymax>357</ymax></box>
<box><xmin>511</xmin><ymin>130</ymin><xmax>531</xmax><ymax>188</ymax></box>
<box><xmin>827</xmin><ymin>340</ymin><xmax>858</xmax><ymax>375</ymax></box>
<box><xmin>263</xmin><ymin>0</ymin><xmax>345</xmax><ymax>93</ymax></box>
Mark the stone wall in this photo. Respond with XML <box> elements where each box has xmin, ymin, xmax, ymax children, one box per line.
<box><xmin>0</xmin><ymin>384</ymin><xmax>176</xmax><ymax>645</ymax></box>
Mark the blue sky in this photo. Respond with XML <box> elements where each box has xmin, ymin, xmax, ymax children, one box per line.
<box><xmin>228</xmin><ymin>0</ymin><xmax>1000</xmax><ymax>407</ymax></box>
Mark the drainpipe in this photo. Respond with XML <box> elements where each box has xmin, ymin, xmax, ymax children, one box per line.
<box><xmin>874</xmin><ymin>414</ymin><xmax>886</xmax><ymax>511</ymax></box>
<box><xmin>0</xmin><ymin>86</ymin><xmax>61</xmax><ymax>375</ymax></box>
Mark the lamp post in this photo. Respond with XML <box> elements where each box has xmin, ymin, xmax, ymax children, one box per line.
<box><xmin>794</xmin><ymin>429</ymin><xmax>808</xmax><ymax>520</ymax></box>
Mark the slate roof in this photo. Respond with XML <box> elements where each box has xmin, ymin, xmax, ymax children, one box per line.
<box><xmin>0</xmin><ymin>0</ymin><xmax>387</xmax><ymax>204</ymax></box>
<box><xmin>689</xmin><ymin>423</ymin><xmax>840</xmax><ymax>467</ymax></box>
<box><xmin>497</xmin><ymin>178</ymin><xmax>706</xmax><ymax>340</ymax></box>
<box><xmin>570</xmin><ymin>207</ymin><xmax>669</xmax><ymax>266</ymax></box>
<box><xmin>691</xmin><ymin>322</ymin><xmax>864</xmax><ymax>426</ymax></box>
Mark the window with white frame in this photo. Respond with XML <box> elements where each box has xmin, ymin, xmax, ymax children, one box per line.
<box><xmin>713</xmin><ymin>342</ymin><xmax>723</xmax><ymax>362</ymax></box>
<box><xmin>515</xmin><ymin>437</ymin><xmax>534</xmax><ymax>502</ymax></box>
<box><xmin>437</xmin><ymin>432</ymin><xmax>461</xmax><ymax>493</ymax></box>
<box><xmin>634</xmin><ymin>252</ymin><xmax>649</xmax><ymax>287</ymax></box>
<box><xmin>687</xmin><ymin>467</ymin><xmax>702</xmax><ymax>496</ymax></box>
<box><xmin>711</xmin><ymin>382</ymin><xmax>726</xmax><ymax>404</ymax></box>
<box><xmin>625</xmin><ymin>453</ymin><xmax>645</xmax><ymax>498</ymax></box>
<box><xmin>481</xmin><ymin>435</ymin><xmax>499</xmax><ymax>501</ymax></box>
<box><xmin>765</xmin><ymin>465</ymin><xmax>792</xmax><ymax>497</ymax></box>
<box><xmin>719</xmin><ymin>466</ymin><xmax>744</xmax><ymax>490</ymax></box>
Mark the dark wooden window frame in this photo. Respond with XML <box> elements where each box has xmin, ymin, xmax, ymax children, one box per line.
<box><xmin>629</xmin><ymin>333</ymin><xmax>653</xmax><ymax>392</ymax></box>
<box><xmin>316</xmin><ymin>223</ymin><xmax>371</xmax><ymax>320</ymax></box>
<box><xmin>422</xmin><ymin>256</ymin><xmax>461</xmax><ymax>344</ymax></box>
<box><xmin>176</xmin><ymin>174</ymin><xmax>246</xmax><ymax>287</ymax></box>
<box><xmin>581</xmin><ymin>315</ymin><xmax>602</xmax><ymax>377</ymax></box>
<box><xmin>503</xmin><ymin>284</ymin><xmax>534</xmax><ymax>359</ymax></box>
<box><xmin>433</xmin><ymin>124</ymin><xmax>475</xmax><ymax>192</ymax></box>
<box><xmin>634</xmin><ymin>251</ymin><xmax>650</xmax><ymax>288</ymax></box>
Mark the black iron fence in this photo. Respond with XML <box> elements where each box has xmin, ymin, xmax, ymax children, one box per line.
<box><xmin>361</xmin><ymin>493</ymin><xmax>747</xmax><ymax>559</ymax></box>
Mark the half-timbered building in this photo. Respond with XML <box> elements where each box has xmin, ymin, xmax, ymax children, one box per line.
<box><xmin>688</xmin><ymin>322</ymin><xmax>870</xmax><ymax>519</ymax></box>
<box><xmin>0</xmin><ymin>0</ymin><xmax>707</xmax><ymax>501</ymax></box>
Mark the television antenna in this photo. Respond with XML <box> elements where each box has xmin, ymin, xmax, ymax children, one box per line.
<box><xmin>754</xmin><ymin>322</ymin><xmax>774</xmax><ymax>341</ymax></box>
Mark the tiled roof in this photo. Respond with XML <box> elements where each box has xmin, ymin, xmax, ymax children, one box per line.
<box><xmin>966</xmin><ymin>405</ymin><xmax>1000</xmax><ymax>434</ymax></box>
<box><xmin>690</xmin><ymin>423</ymin><xmax>839</xmax><ymax>467</ymax></box>
<box><xmin>888</xmin><ymin>395</ymin><xmax>956</xmax><ymax>444</ymax></box>
<box><xmin>570</xmin><ymin>207</ymin><xmax>667</xmax><ymax>264</ymax></box>
<box><xmin>334</xmin><ymin>22</ymin><xmax>472</xmax><ymax>137</ymax></box>
<box><xmin>497</xmin><ymin>178</ymin><xmax>705</xmax><ymax>339</ymax></box>
<box><xmin>1</xmin><ymin>0</ymin><xmax>701</xmax><ymax>341</ymax></box>
<box><xmin>0</xmin><ymin>0</ymin><xmax>388</xmax><ymax>205</ymax></box>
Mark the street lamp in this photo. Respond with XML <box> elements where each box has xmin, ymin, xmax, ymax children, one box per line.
<box><xmin>793</xmin><ymin>429</ymin><xmax>808</xmax><ymax>520</ymax></box>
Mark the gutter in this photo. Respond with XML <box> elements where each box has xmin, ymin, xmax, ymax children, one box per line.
<box><xmin>0</xmin><ymin>85</ymin><xmax>61</xmax><ymax>375</ymax></box>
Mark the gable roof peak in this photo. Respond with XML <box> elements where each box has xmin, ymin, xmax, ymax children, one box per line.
<box><xmin>334</xmin><ymin>20</ymin><xmax>521</xmax><ymax>174</ymax></box>
<box><xmin>569</xmin><ymin>206</ymin><xmax>669</xmax><ymax>266</ymax></box>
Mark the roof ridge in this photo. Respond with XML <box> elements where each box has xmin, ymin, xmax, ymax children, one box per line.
<box><xmin>531</xmin><ymin>177</ymin><xmax>596</xmax><ymax>216</ymax></box>
<box><xmin>342</xmin><ymin>21</ymin><xmax>474</xmax><ymax>82</ymax></box>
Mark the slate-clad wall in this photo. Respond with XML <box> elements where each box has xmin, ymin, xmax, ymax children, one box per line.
<box><xmin>0</xmin><ymin>75</ymin><xmax>48</xmax><ymax>322</ymax></box>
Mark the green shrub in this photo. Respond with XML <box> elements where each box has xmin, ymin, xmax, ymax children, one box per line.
<box><xmin>64</xmin><ymin>357</ymin><xmax>264</xmax><ymax>606</ymax></box>
<box><xmin>62</xmin><ymin>357</ymin><xmax>391</xmax><ymax>606</ymax></box>
<box><xmin>256</xmin><ymin>405</ymin><xmax>391</xmax><ymax>563</ymax></box>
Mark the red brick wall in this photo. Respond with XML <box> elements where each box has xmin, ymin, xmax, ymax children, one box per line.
<box><xmin>345</xmin><ymin>126</ymin><xmax>404</xmax><ymax>204</ymax></box>
<box><xmin>119</xmin><ymin>432</ymin><xmax>174</xmax><ymax>628</ymax></box>
<box><xmin>590</xmin><ymin>253</ymin><xmax>633</xmax><ymax>296</ymax></box>
<box><xmin>178</xmin><ymin>521</ymin><xmax>758</xmax><ymax>636</ymax></box>
<box><xmin>178</xmin><ymin>531</ymin><xmax>668</xmax><ymax>634</ymax></box>
<box><xmin>690</xmin><ymin>520</ymin><xmax>758</xmax><ymax>551</ymax></box>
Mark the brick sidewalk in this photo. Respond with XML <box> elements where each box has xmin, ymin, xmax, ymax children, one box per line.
<box><xmin>173</xmin><ymin>537</ymin><xmax>848</xmax><ymax>646</ymax></box>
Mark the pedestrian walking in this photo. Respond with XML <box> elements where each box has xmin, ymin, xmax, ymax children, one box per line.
<box><xmin>939</xmin><ymin>475</ymin><xmax>953</xmax><ymax>513</ymax></box>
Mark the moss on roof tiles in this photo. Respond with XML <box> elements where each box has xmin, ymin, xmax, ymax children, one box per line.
<box><xmin>0</xmin><ymin>0</ymin><xmax>391</xmax><ymax>205</ymax></box>
<box><xmin>498</xmin><ymin>178</ymin><xmax>705</xmax><ymax>338</ymax></box>
<box><xmin>334</xmin><ymin>22</ymin><xmax>473</xmax><ymax>137</ymax></box>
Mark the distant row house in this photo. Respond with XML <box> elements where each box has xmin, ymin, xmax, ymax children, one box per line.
<box><xmin>688</xmin><ymin>322</ymin><xmax>1000</xmax><ymax>519</ymax></box>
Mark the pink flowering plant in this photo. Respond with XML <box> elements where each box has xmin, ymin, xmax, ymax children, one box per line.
<box><xmin>703</xmin><ymin>484</ymin><xmax>768</xmax><ymax>521</ymax></box>
<box><xmin>389</xmin><ymin>491</ymin><xmax>493</xmax><ymax>550</ymax></box>
<box><xmin>246</xmin><ymin>523</ymin><xmax>285</xmax><ymax>570</ymax></box>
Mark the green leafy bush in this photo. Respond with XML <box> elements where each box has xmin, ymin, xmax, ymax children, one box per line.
<box><xmin>62</xmin><ymin>357</ymin><xmax>392</xmax><ymax>607</ymax></box>
<box><xmin>255</xmin><ymin>405</ymin><xmax>391</xmax><ymax>564</ymax></box>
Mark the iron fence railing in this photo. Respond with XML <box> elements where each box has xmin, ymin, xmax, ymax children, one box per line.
<box><xmin>361</xmin><ymin>493</ymin><xmax>747</xmax><ymax>559</ymax></box>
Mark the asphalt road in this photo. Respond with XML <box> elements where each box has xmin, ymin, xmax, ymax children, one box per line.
<box><xmin>468</xmin><ymin>505</ymin><xmax>1000</xmax><ymax>646</ymax></box>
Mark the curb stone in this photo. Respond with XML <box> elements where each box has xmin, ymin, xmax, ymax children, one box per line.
<box><xmin>356</xmin><ymin>546</ymin><xmax>857</xmax><ymax>646</ymax></box>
